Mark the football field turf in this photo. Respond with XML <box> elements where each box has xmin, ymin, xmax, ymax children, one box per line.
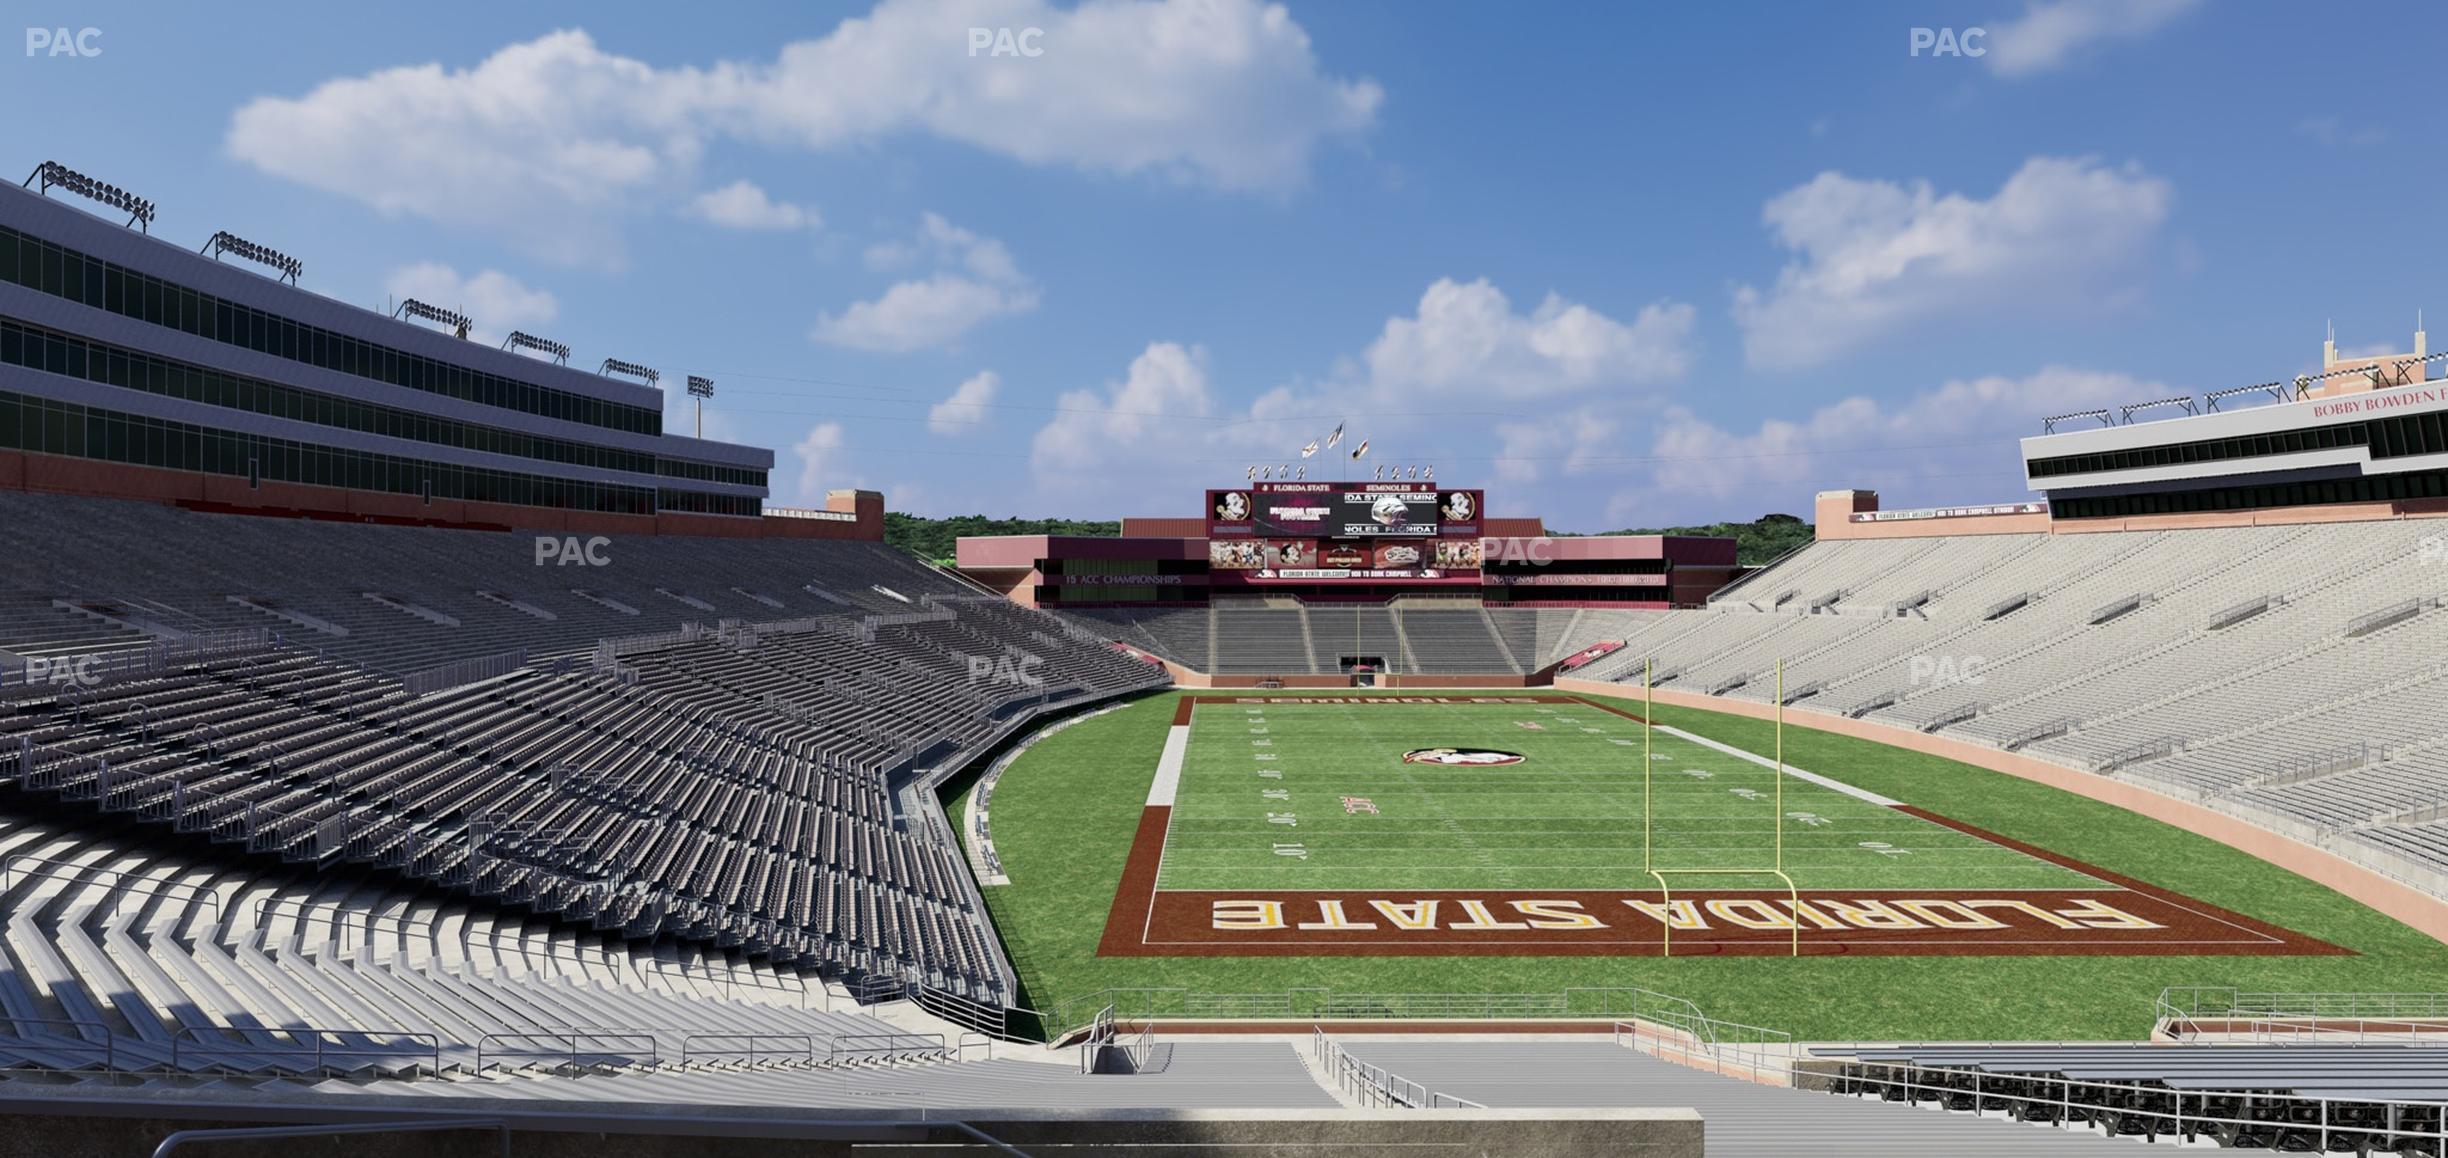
<box><xmin>1158</xmin><ymin>696</ymin><xmax>2102</xmax><ymax>894</ymax></box>
<box><xmin>946</xmin><ymin>689</ymin><xmax>2441</xmax><ymax>1041</ymax></box>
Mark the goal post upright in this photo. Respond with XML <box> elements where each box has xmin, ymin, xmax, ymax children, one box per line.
<box><xmin>1643</xmin><ymin>657</ymin><xmax>1654</xmax><ymax>877</ymax></box>
<box><xmin>1641</xmin><ymin>655</ymin><xmax>1800</xmax><ymax>958</ymax></box>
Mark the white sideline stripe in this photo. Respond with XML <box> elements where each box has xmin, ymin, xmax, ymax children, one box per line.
<box><xmin>1654</xmin><ymin>724</ymin><xmax>1903</xmax><ymax>808</ymax></box>
<box><xmin>1148</xmin><ymin>724</ymin><xmax>1190</xmax><ymax>807</ymax></box>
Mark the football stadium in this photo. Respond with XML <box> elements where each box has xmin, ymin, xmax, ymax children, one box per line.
<box><xmin>6</xmin><ymin>5</ymin><xmax>2448</xmax><ymax>1155</ymax></box>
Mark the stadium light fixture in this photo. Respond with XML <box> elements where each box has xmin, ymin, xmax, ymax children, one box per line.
<box><xmin>23</xmin><ymin>161</ymin><xmax>155</xmax><ymax>231</ymax></box>
<box><xmin>2204</xmin><ymin>381</ymin><xmax>2291</xmax><ymax>412</ymax></box>
<box><xmin>394</xmin><ymin>298</ymin><xmax>472</xmax><ymax>339</ymax></box>
<box><xmin>686</xmin><ymin>375</ymin><xmax>714</xmax><ymax>437</ymax></box>
<box><xmin>2117</xmin><ymin>396</ymin><xmax>2199</xmax><ymax>425</ymax></box>
<box><xmin>502</xmin><ymin>330</ymin><xmax>571</xmax><ymax>365</ymax></box>
<box><xmin>599</xmin><ymin>358</ymin><xmax>660</xmax><ymax>387</ymax></box>
<box><xmin>200</xmin><ymin>230</ymin><xmax>302</xmax><ymax>284</ymax></box>
<box><xmin>2040</xmin><ymin>409</ymin><xmax>2114</xmax><ymax>434</ymax></box>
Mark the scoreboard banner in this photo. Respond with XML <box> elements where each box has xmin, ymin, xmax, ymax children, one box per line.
<box><xmin>1210</xmin><ymin>484</ymin><xmax>1482</xmax><ymax>539</ymax></box>
<box><xmin>1207</xmin><ymin>536</ymin><xmax>1477</xmax><ymax>582</ymax></box>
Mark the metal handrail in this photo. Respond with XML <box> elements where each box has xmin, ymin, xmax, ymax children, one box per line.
<box><xmin>827</xmin><ymin>1031</ymin><xmax>951</xmax><ymax>1064</ymax></box>
<box><xmin>153</xmin><ymin>1119</ymin><xmax>509</xmax><ymax>1158</ymax></box>
<box><xmin>1</xmin><ymin>853</ymin><xmax>223</xmax><ymax>923</ymax></box>
<box><xmin>1615</xmin><ymin>1017</ymin><xmax>1791</xmax><ymax>1085</ymax></box>
<box><xmin>1824</xmin><ymin>1058</ymin><xmax>2448</xmax><ymax>1151</ymax></box>
<box><xmin>1312</xmin><ymin>1028</ymin><xmax>1483</xmax><ymax>1109</ymax></box>
<box><xmin>474</xmin><ymin>1030</ymin><xmax>659</xmax><ymax>1074</ymax></box>
<box><xmin>0</xmin><ymin>1016</ymin><xmax>118</xmax><ymax>1069</ymax></box>
<box><xmin>679</xmin><ymin>1032</ymin><xmax>814</xmax><ymax>1067</ymax></box>
<box><xmin>1044</xmin><ymin>984</ymin><xmax>1692</xmax><ymax>1037</ymax></box>
<box><xmin>171</xmin><ymin>1024</ymin><xmax>442</xmax><ymax>1075</ymax></box>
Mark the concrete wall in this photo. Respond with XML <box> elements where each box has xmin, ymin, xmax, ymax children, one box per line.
<box><xmin>1816</xmin><ymin>483</ymin><xmax>2448</xmax><ymax>543</ymax></box>
<box><xmin>1553</xmin><ymin>676</ymin><xmax>2448</xmax><ymax>947</ymax></box>
<box><xmin>1193</xmin><ymin>672</ymin><xmax>1541</xmax><ymax>689</ymax></box>
<box><xmin>0</xmin><ymin>1105</ymin><xmax>1703</xmax><ymax>1158</ymax></box>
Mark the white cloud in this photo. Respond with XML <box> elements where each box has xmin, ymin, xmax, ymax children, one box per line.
<box><xmin>1612</xmin><ymin>366</ymin><xmax>2156</xmax><ymax>522</ymax></box>
<box><xmin>1028</xmin><ymin>342</ymin><xmax>1217</xmax><ymax>495</ymax></box>
<box><xmin>1021</xmin><ymin>278</ymin><xmax>1699</xmax><ymax>501</ymax></box>
<box><xmin>688</xmin><ymin>179</ymin><xmax>817</xmax><ymax>230</ymax></box>
<box><xmin>1364</xmin><ymin>279</ymin><xmax>1696</xmax><ymax>400</ymax></box>
<box><xmin>928</xmin><ymin>370</ymin><xmax>1002</xmax><ymax>435</ymax></box>
<box><xmin>815</xmin><ymin>214</ymin><xmax>1038</xmax><ymax>352</ymax></box>
<box><xmin>381</xmin><ymin>263</ymin><xmax>557</xmax><ymax>345</ymax></box>
<box><xmin>1983</xmin><ymin>0</ymin><xmax>2202</xmax><ymax>79</ymax></box>
<box><xmin>790</xmin><ymin>421</ymin><xmax>850</xmax><ymax>503</ymax></box>
<box><xmin>226</xmin><ymin>2</ymin><xmax>1379</xmax><ymax>261</ymax></box>
<box><xmin>1733</xmin><ymin>156</ymin><xmax>2173</xmax><ymax>370</ymax></box>
<box><xmin>813</xmin><ymin>276</ymin><xmax>1038</xmax><ymax>352</ymax></box>
<box><xmin>1490</xmin><ymin>406</ymin><xmax>1621</xmax><ymax>486</ymax></box>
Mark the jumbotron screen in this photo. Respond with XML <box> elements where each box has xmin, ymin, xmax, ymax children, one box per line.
<box><xmin>1208</xmin><ymin>483</ymin><xmax>1482</xmax><ymax>539</ymax></box>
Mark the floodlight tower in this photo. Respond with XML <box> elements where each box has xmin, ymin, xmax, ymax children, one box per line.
<box><xmin>502</xmin><ymin>330</ymin><xmax>571</xmax><ymax>365</ymax></box>
<box><xmin>24</xmin><ymin>161</ymin><xmax>155</xmax><ymax>231</ymax></box>
<box><xmin>687</xmin><ymin>376</ymin><xmax>714</xmax><ymax>438</ymax></box>
<box><xmin>201</xmin><ymin>231</ymin><xmax>302</xmax><ymax>284</ymax></box>
<box><xmin>394</xmin><ymin>299</ymin><xmax>472</xmax><ymax>340</ymax></box>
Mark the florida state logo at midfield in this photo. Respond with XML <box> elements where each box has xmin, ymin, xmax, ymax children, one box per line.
<box><xmin>1401</xmin><ymin>747</ymin><xmax>1526</xmax><ymax>766</ymax></box>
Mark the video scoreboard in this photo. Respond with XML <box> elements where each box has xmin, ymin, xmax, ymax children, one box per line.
<box><xmin>1205</xmin><ymin>483</ymin><xmax>1485</xmax><ymax>583</ymax></box>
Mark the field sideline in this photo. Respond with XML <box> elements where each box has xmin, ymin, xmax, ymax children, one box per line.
<box><xmin>945</xmin><ymin>689</ymin><xmax>2448</xmax><ymax>1041</ymax></box>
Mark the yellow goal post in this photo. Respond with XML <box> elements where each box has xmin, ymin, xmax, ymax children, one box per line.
<box><xmin>1640</xmin><ymin>657</ymin><xmax>1800</xmax><ymax>958</ymax></box>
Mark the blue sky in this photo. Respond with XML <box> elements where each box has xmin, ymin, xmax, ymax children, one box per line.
<box><xmin>6</xmin><ymin>0</ymin><xmax>2440</xmax><ymax>529</ymax></box>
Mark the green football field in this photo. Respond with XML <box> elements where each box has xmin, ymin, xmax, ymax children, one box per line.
<box><xmin>944</xmin><ymin>689</ymin><xmax>2448</xmax><ymax>1041</ymax></box>
<box><xmin>1159</xmin><ymin>697</ymin><xmax>2104</xmax><ymax>893</ymax></box>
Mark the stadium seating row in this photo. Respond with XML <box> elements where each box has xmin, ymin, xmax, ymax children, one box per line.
<box><xmin>0</xmin><ymin>494</ymin><xmax>1169</xmax><ymax>1021</ymax></box>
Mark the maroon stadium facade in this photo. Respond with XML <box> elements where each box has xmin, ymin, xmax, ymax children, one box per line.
<box><xmin>952</xmin><ymin>482</ymin><xmax>1739</xmax><ymax>610</ymax></box>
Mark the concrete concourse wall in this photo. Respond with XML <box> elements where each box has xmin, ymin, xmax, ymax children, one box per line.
<box><xmin>0</xmin><ymin>1106</ymin><xmax>1704</xmax><ymax>1158</ymax></box>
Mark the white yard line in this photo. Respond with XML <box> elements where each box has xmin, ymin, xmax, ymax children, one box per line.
<box><xmin>1654</xmin><ymin>724</ymin><xmax>1904</xmax><ymax>808</ymax></box>
<box><xmin>1147</xmin><ymin>724</ymin><xmax>1191</xmax><ymax>807</ymax></box>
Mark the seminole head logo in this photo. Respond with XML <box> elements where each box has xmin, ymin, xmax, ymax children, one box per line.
<box><xmin>1402</xmin><ymin>747</ymin><xmax>1526</xmax><ymax>766</ymax></box>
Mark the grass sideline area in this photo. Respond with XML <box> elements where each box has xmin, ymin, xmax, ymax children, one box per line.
<box><xmin>944</xmin><ymin>689</ymin><xmax>2448</xmax><ymax>1042</ymax></box>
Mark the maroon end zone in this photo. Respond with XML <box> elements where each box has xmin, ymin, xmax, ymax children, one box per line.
<box><xmin>1100</xmin><ymin>697</ymin><xmax>2349</xmax><ymax>959</ymax></box>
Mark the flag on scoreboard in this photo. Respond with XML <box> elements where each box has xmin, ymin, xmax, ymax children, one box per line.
<box><xmin>1350</xmin><ymin>439</ymin><xmax>1369</xmax><ymax>460</ymax></box>
<box><xmin>1300</xmin><ymin>439</ymin><xmax>1320</xmax><ymax>458</ymax></box>
<box><xmin>1325</xmin><ymin>422</ymin><xmax>1345</xmax><ymax>450</ymax></box>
